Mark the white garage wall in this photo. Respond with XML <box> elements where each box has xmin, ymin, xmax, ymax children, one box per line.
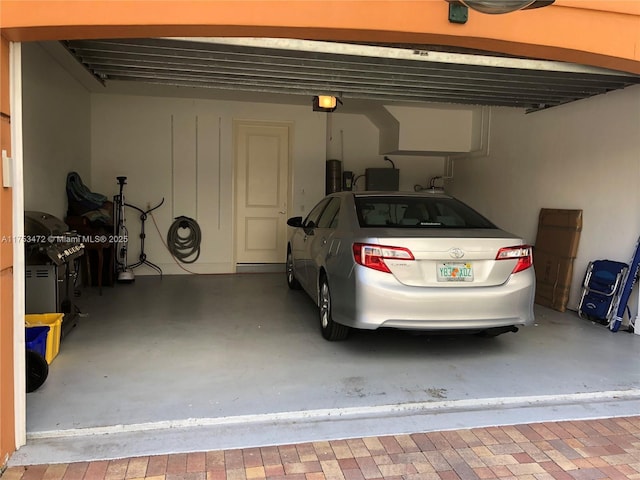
<box><xmin>326</xmin><ymin>113</ymin><xmax>446</xmax><ymax>192</ymax></box>
<box><xmin>90</xmin><ymin>94</ymin><xmax>327</xmax><ymax>274</ymax></box>
<box><xmin>447</xmin><ymin>85</ymin><xmax>640</xmax><ymax>314</ymax></box>
<box><xmin>21</xmin><ymin>43</ymin><xmax>91</xmax><ymax>220</ymax></box>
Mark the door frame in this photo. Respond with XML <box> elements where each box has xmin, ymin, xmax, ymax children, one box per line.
<box><xmin>232</xmin><ymin>119</ymin><xmax>294</xmax><ymax>270</ymax></box>
<box><xmin>9</xmin><ymin>41</ymin><xmax>26</xmax><ymax>451</ymax></box>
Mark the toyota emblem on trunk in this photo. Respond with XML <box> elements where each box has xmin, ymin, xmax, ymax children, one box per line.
<box><xmin>449</xmin><ymin>248</ymin><xmax>465</xmax><ymax>259</ymax></box>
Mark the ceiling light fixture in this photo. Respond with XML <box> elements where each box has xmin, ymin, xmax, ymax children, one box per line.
<box><xmin>450</xmin><ymin>0</ymin><xmax>554</xmax><ymax>15</ymax></box>
<box><xmin>313</xmin><ymin>95</ymin><xmax>340</xmax><ymax>112</ymax></box>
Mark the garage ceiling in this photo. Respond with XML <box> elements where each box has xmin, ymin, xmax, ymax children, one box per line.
<box><xmin>63</xmin><ymin>37</ymin><xmax>640</xmax><ymax>112</ymax></box>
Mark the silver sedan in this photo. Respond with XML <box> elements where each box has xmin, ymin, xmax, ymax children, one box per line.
<box><xmin>286</xmin><ymin>191</ymin><xmax>535</xmax><ymax>341</ymax></box>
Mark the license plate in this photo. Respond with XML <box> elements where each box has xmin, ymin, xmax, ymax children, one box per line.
<box><xmin>437</xmin><ymin>263</ymin><xmax>474</xmax><ymax>282</ymax></box>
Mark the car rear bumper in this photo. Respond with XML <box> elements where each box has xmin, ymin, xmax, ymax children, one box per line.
<box><xmin>336</xmin><ymin>266</ymin><xmax>535</xmax><ymax>331</ymax></box>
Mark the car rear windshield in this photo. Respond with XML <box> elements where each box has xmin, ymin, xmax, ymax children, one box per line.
<box><xmin>354</xmin><ymin>196</ymin><xmax>497</xmax><ymax>229</ymax></box>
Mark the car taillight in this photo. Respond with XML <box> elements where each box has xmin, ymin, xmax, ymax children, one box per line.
<box><xmin>496</xmin><ymin>245</ymin><xmax>533</xmax><ymax>274</ymax></box>
<box><xmin>352</xmin><ymin>243</ymin><xmax>414</xmax><ymax>273</ymax></box>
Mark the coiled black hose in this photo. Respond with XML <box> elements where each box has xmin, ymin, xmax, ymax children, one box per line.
<box><xmin>167</xmin><ymin>216</ymin><xmax>201</xmax><ymax>264</ymax></box>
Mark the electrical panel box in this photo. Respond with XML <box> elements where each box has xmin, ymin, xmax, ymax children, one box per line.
<box><xmin>365</xmin><ymin>168</ymin><xmax>399</xmax><ymax>191</ymax></box>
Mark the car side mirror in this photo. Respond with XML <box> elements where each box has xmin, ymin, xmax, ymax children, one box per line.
<box><xmin>287</xmin><ymin>216</ymin><xmax>303</xmax><ymax>227</ymax></box>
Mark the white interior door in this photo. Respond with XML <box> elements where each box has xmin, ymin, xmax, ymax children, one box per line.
<box><xmin>235</xmin><ymin>121</ymin><xmax>290</xmax><ymax>264</ymax></box>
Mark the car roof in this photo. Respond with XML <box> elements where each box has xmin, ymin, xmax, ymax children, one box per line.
<box><xmin>331</xmin><ymin>190</ymin><xmax>453</xmax><ymax>199</ymax></box>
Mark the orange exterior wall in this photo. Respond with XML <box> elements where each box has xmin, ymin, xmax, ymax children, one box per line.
<box><xmin>0</xmin><ymin>32</ymin><xmax>14</xmax><ymax>466</ymax></box>
<box><xmin>0</xmin><ymin>0</ymin><xmax>638</xmax><ymax>462</ymax></box>
<box><xmin>0</xmin><ymin>0</ymin><xmax>639</xmax><ymax>74</ymax></box>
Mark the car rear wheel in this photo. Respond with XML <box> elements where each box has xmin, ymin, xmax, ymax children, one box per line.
<box><xmin>286</xmin><ymin>249</ymin><xmax>301</xmax><ymax>290</ymax></box>
<box><xmin>319</xmin><ymin>276</ymin><xmax>350</xmax><ymax>341</ymax></box>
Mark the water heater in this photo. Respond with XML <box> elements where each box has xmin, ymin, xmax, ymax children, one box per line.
<box><xmin>326</xmin><ymin>159</ymin><xmax>342</xmax><ymax>194</ymax></box>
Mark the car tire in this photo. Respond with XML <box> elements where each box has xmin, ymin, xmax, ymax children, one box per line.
<box><xmin>286</xmin><ymin>249</ymin><xmax>302</xmax><ymax>290</ymax></box>
<box><xmin>319</xmin><ymin>276</ymin><xmax>350</xmax><ymax>341</ymax></box>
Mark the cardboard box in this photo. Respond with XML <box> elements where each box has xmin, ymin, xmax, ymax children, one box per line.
<box><xmin>534</xmin><ymin>209</ymin><xmax>582</xmax><ymax>258</ymax></box>
<box><xmin>533</xmin><ymin>251</ymin><xmax>575</xmax><ymax>312</ymax></box>
<box><xmin>533</xmin><ymin>209</ymin><xmax>582</xmax><ymax>312</ymax></box>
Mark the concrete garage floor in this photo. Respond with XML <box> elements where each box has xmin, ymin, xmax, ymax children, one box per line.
<box><xmin>12</xmin><ymin>274</ymin><xmax>640</xmax><ymax>465</ymax></box>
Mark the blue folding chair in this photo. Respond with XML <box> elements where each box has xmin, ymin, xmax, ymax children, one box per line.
<box><xmin>578</xmin><ymin>260</ymin><xmax>628</xmax><ymax>323</ymax></box>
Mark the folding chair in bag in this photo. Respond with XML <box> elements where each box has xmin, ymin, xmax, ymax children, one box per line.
<box><xmin>578</xmin><ymin>260</ymin><xmax>628</xmax><ymax>324</ymax></box>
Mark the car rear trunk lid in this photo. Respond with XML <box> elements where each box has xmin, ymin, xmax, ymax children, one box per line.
<box><xmin>371</xmin><ymin>232</ymin><xmax>526</xmax><ymax>287</ymax></box>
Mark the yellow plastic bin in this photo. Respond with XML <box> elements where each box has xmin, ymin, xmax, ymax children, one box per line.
<box><xmin>25</xmin><ymin>313</ymin><xmax>63</xmax><ymax>364</ymax></box>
